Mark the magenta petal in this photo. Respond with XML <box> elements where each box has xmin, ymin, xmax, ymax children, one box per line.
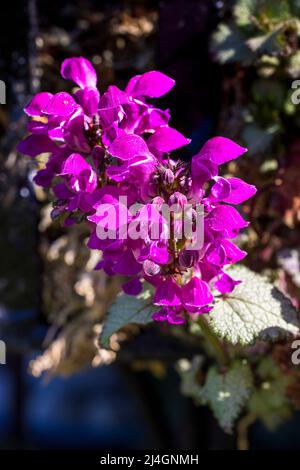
<box><xmin>198</xmin><ymin>137</ymin><xmax>247</xmax><ymax>165</ymax></box>
<box><xmin>222</xmin><ymin>177</ymin><xmax>257</xmax><ymax>204</ymax></box>
<box><xmin>112</xmin><ymin>250</ymin><xmax>141</xmax><ymax>276</ymax></box>
<box><xmin>152</xmin><ymin>309</ymin><xmax>168</xmax><ymax>322</ymax></box>
<box><xmin>106</xmin><ymin>163</ymin><xmax>129</xmax><ymax>182</ymax></box>
<box><xmin>61</xmin><ymin>57</ymin><xmax>97</xmax><ymax>89</ymax></box>
<box><xmin>211</xmin><ymin>177</ymin><xmax>231</xmax><ymax>200</ymax></box>
<box><xmin>109</xmin><ymin>134</ymin><xmax>150</xmax><ymax>160</ymax></box>
<box><xmin>42</xmin><ymin>92</ymin><xmax>78</xmax><ymax>116</ymax></box>
<box><xmin>34</xmin><ymin>168</ymin><xmax>53</xmax><ymax>187</ymax></box>
<box><xmin>148</xmin><ymin>126</ymin><xmax>190</xmax><ymax>153</ymax></box>
<box><xmin>63</xmin><ymin>108</ymin><xmax>91</xmax><ymax>153</ymax></box>
<box><xmin>126</xmin><ymin>71</ymin><xmax>175</xmax><ymax>98</ymax></box>
<box><xmin>53</xmin><ymin>182</ymin><xmax>73</xmax><ymax>199</ymax></box>
<box><xmin>152</xmin><ymin>307</ymin><xmax>185</xmax><ymax>324</ymax></box>
<box><xmin>24</xmin><ymin>92</ymin><xmax>53</xmax><ymax>116</ymax></box>
<box><xmin>152</xmin><ymin>243</ymin><xmax>169</xmax><ymax>264</ymax></box>
<box><xmin>17</xmin><ymin>134</ymin><xmax>57</xmax><ymax>157</ymax></box>
<box><xmin>137</xmin><ymin>108</ymin><xmax>170</xmax><ymax>133</ymax></box>
<box><xmin>139</xmin><ymin>241</ymin><xmax>169</xmax><ymax>265</ymax></box>
<box><xmin>60</xmin><ymin>153</ymin><xmax>90</xmax><ymax>175</ymax></box>
<box><xmin>205</xmin><ymin>242</ymin><xmax>226</xmax><ymax>266</ymax></box>
<box><xmin>27</xmin><ymin>120</ymin><xmax>48</xmax><ymax>134</ymax></box>
<box><xmin>100</xmin><ymin>85</ymin><xmax>129</xmax><ymax>108</ymax></box>
<box><xmin>221</xmin><ymin>240</ymin><xmax>247</xmax><ymax>263</ymax></box>
<box><xmin>122</xmin><ymin>278</ymin><xmax>143</xmax><ymax>296</ymax></box>
<box><xmin>182</xmin><ymin>277</ymin><xmax>213</xmax><ymax>311</ymax></box>
<box><xmin>59</xmin><ymin>153</ymin><xmax>97</xmax><ymax>194</ymax></box>
<box><xmin>167</xmin><ymin>313</ymin><xmax>185</xmax><ymax>325</ymax></box>
<box><xmin>75</xmin><ymin>87</ymin><xmax>100</xmax><ymax>117</ymax></box>
<box><xmin>215</xmin><ymin>272</ymin><xmax>241</xmax><ymax>294</ymax></box>
<box><xmin>191</xmin><ymin>156</ymin><xmax>218</xmax><ymax>193</ymax></box>
<box><xmin>47</xmin><ymin>115</ymin><xmax>65</xmax><ymax>140</ymax></box>
<box><xmin>207</xmin><ymin>205</ymin><xmax>248</xmax><ymax>235</ymax></box>
<box><xmin>154</xmin><ymin>277</ymin><xmax>182</xmax><ymax>306</ymax></box>
<box><xmin>199</xmin><ymin>262</ymin><xmax>219</xmax><ymax>283</ymax></box>
<box><xmin>198</xmin><ymin>305</ymin><xmax>213</xmax><ymax>314</ymax></box>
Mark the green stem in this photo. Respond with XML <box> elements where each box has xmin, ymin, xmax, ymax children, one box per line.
<box><xmin>197</xmin><ymin>315</ymin><xmax>229</xmax><ymax>367</ymax></box>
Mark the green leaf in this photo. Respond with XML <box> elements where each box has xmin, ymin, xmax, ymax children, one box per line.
<box><xmin>234</xmin><ymin>0</ymin><xmax>257</xmax><ymax>27</ymax></box>
<box><xmin>246</xmin><ymin>20</ymin><xmax>298</xmax><ymax>57</ymax></box>
<box><xmin>287</xmin><ymin>51</ymin><xmax>300</xmax><ymax>78</ymax></box>
<box><xmin>210</xmin><ymin>24</ymin><xmax>253</xmax><ymax>64</ymax></box>
<box><xmin>208</xmin><ymin>265</ymin><xmax>299</xmax><ymax>345</ymax></box>
<box><xmin>248</xmin><ymin>357</ymin><xmax>292</xmax><ymax>429</ymax></box>
<box><xmin>100</xmin><ymin>288</ymin><xmax>155</xmax><ymax>349</ymax></box>
<box><xmin>252</xmin><ymin>79</ymin><xmax>285</xmax><ymax>108</ymax></box>
<box><xmin>241</xmin><ymin>123</ymin><xmax>279</xmax><ymax>154</ymax></box>
<box><xmin>289</xmin><ymin>0</ymin><xmax>300</xmax><ymax>16</ymax></box>
<box><xmin>200</xmin><ymin>360</ymin><xmax>253</xmax><ymax>433</ymax></box>
<box><xmin>234</xmin><ymin>0</ymin><xmax>291</xmax><ymax>28</ymax></box>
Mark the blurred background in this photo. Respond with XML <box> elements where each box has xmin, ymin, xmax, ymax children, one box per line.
<box><xmin>1</xmin><ymin>0</ymin><xmax>300</xmax><ymax>450</ymax></box>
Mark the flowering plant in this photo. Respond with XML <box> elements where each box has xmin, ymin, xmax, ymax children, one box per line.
<box><xmin>18</xmin><ymin>57</ymin><xmax>300</xmax><ymax>437</ymax></box>
<box><xmin>18</xmin><ymin>57</ymin><xmax>257</xmax><ymax>320</ymax></box>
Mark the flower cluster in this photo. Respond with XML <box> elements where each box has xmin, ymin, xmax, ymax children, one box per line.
<box><xmin>18</xmin><ymin>57</ymin><xmax>256</xmax><ymax>324</ymax></box>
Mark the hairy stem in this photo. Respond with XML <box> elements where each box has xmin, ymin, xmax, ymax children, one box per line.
<box><xmin>197</xmin><ymin>315</ymin><xmax>230</xmax><ymax>367</ymax></box>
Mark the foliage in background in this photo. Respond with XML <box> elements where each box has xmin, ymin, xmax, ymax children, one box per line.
<box><xmin>174</xmin><ymin>0</ymin><xmax>300</xmax><ymax>444</ymax></box>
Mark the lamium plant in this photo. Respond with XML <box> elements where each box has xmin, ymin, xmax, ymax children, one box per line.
<box><xmin>18</xmin><ymin>56</ymin><xmax>300</xmax><ymax>444</ymax></box>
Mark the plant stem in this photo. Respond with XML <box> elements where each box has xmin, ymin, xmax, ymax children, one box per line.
<box><xmin>197</xmin><ymin>315</ymin><xmax>229</xmax><ymax>367</ymax></box>
<box><xmin>237</xmin><ymin>413</ymin><xmax>257</xmax><ymax>450</ymax></box>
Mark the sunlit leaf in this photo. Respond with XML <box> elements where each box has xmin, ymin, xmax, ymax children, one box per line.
<box><xmin>208</xmin><ymin>265</ymin><xmax>300</xmax><ymax>345</ymax></box>
<box><xmin>200</xmin><ymin>360</ymin><xmax>253</xmax><ymax>433</ymax></box>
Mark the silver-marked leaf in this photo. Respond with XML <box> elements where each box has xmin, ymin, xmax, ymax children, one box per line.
<box><xmin>200</xmin><ymin>360</ymin><xmax>253</xmax><ymax>433</ymax></box>
<box><xmin>208</xmin><ymin>265</ymin><xmax>299</xmax><ymax>345</ymax></box>
<box><xmin>100</xmin><ymin>289</ymin><xmax>155</xmax><ymax>349</ymax></box>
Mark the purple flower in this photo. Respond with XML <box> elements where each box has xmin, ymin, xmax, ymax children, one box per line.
<box><xmin>17</xmin><ymin>134</ymin><xmax>57</xmax><ymax>157</ymax></box>
<box><xmin>125</xmin><ymin>71</ymin><xmax>175</xmax><ymax>98</ymax></box>
<box><xmin>61</xmin><ymin>57</ymin><xmax>98</xmax><ymax>89</ymax></box>
<box><xmin>195</xmin><ymin>136</ymin><xmax>247</xmax><ymax>165</ymax></box>
<box><xmin>24</xmin><ymin>92</ymin><xmax>53</xmax><ymax>116</ymax></box>
<box><xmin>74</xmin><ymin>87</ymin><xmax>100</xmax><ymax>118</ymax></box>
<box><xmin>215</xmin><ymin>272</ymin><xmax>241</xmax><ymax>294</ymax></box>
<box><xmin>147</xmin><ymin>126</ymin><xmax>191</xmax><ymax>156</ymax></box>
<box><xmin>43</xmin><ymin>92</ymin><xmax>78</xmax><ymax>116</ymax></box>
<box><xmin>181</xmin><ymin>277</ymin><xmax>213</xmax><ymax>312</ymax></box>
<box><xmin>154</xmin><ymin>277</ymin><xmax>182</xmax><ymax>307</ymax></box>
<box><xmin>122</xmin><ymin>278</ymin><xmax>143</xmax><ymax>296</ymax></box>
<box><xmin>18</xmin><ymin>56</ymin><xmax>257</xmax><ymax>327</ymax></box>
<box><xmin>152</xmin><ymin>307</ymin><xmax>185</xmax><ymax>325</ymax></box>
<box><xmin>63</xmin><ymin>108</ymin><xmax>91</xmax><ymax>153</ymax></box>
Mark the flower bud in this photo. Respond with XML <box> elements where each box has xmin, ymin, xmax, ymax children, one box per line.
<box><xmin>168</xmin><ymin>191</ymin><xmax>187</xmax><ymax>208</ymax></box>
<box><xmin>91</xmin><ymin>145</ymin><xmax>105</xmax><ymax>167</ymax></box>
<box><xmin>152</xmin><ymin>196</ymin><xmax>165</xmax><ymax>209</ymax></box>
<box><xmin>143</xmin><ymin>260</ymin><xmax>161</xmax><ymax>276</ymax></box>
<box><xmin>162</xmin><ymin>168</ymin><xmax>175</xmax><ymax>185</ymax></box>
<box><xmin>179</xmin><ymin>249</ymin><xmax>200</xmax><ymax>268</ymax></box>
